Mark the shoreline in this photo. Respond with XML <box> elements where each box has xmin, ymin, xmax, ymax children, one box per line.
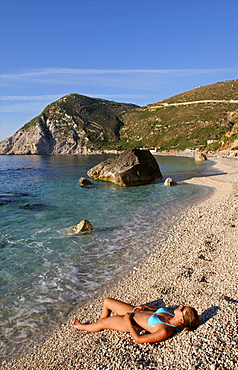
<box><xmin>1</xmin><ymin>156</ymin><xmax>237</xmax><ymax>370</ymax></box>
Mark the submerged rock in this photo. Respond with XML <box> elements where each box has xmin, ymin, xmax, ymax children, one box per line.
<box><xmin>19</xmin><ymin>203</ymin><xmax>51</xmax><ymax>210</ymax></box>
<box><xmin>87</xmin><ymin>148</ymin><xmax>162</xmax><ymax>186</ymax></box>
<box><xmin>0</xmin><ymin>192</ymin><xmax>29</xmax><ymax>205</ymax></box>
<box><xmin>69</xmin><ymin>220</ymin><xmax>94</xmax><ymax>233</ymax></box>
<box><xmin>164</xmin><ymin>177</ymin><xmax>177</xmax><ymax>186</ymax></box>
<box><xmin>6</xmin><ymin>167</ymin><xmax>28</xmax><ymax>171</ymax></box>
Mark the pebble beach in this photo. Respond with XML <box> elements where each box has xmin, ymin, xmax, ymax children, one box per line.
<box><xmin>1</xmin><ymin>156</ymin><xmax>237</xmax><ymax>370</ymax></box>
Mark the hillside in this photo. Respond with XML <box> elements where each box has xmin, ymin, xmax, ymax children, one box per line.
<box><xmin>117</xmin><ymin>80</ymin><xmax>238</xmax><ymax>152</ymax></box>
<box><xmin>161</xmin><ymin>79</ymin><xmax>238</xmax><ymax>104</ymax></box>
<box><xmin>0</xmin><ymin>80</ymin><xmax>238</xmax><ymax>155</ymax></box>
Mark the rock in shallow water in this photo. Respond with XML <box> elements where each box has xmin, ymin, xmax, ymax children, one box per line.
<box><xmin>87</xmin><ymin>148</ymin><xmax>162</xmax><ymax>186</ymax></box>
<box><xmin>164</xmin><ymin>177</ymin><xmax>177</xmax><ymax>186</ymax></box>
<box><xmin>68</xmin><ymin>220</ymin><xmax>94</xmax><ymax>233</ymax></box>
<box><xmin>195</xmin><ymin>152</ymin><xmax>207</xmax><ymax>161</ymax></box>
<box><xmin>79</xmin><ymin>177</ymin><xmax>93</xmax><ymax>187</ymax></box>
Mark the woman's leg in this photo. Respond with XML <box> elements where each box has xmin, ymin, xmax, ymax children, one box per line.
<box><xmin>73</xmin><ymin>315</ymin><xmax>130</xmax><ymax>333</ymax></box>
<box><xmin>100</xmin><ymin>297</ymin><xmax>135</xmax><ymax>319</ymax></box>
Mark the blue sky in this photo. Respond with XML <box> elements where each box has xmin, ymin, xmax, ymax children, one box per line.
<box><xmin>0</xmin><ymin>0</ymin><xmax>238</xmax><ymax>141</ymax></box>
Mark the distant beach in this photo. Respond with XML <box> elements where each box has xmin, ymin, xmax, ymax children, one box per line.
<box><xmin>1</xmin><ymin>155</ymin><xmax>238</xmax><ymax>370</ymax></box>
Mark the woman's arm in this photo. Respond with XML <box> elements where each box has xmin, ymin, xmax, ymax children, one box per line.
<box><xmin>124</xmin><ymin>313</ymin><xmax>169</xmax><ymax>344</ymax></box>
<box><xmin>133</xmin><ymin>305</ymin><xmax>157</xmax><ymax>312</ymax></box>
<box><xmin>130</xmin><ymin>326</ymin><xmax>168</xmax><ymax>344</ymax></box>
<box><xmin>141</xmin><ymin>305</ymin><xmax>157</xmax><ymax>311</ymax></box>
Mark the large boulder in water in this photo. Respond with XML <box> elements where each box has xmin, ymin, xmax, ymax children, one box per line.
<box><xmin>87</xmin><ymin>148</ymin><xmax>162</xmax><ymax>186</ymax></box>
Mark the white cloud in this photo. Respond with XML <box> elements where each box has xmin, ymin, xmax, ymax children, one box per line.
<box><xmin>0</xmin><ymin>94</ymin><xmax>63</xmax><ymax>102</ymax></box>
<box><xmin>1</xmin><ymin>67</ymin><xmax>236</xmax><ymax>84</ymax></box>
<box><xmin>1</xmin><ymin>67</ymin><xmax>237</xmax><ymax>96</ymax></box>
<box><xmin>1</xmin><ymin>67</ymin><xmax>234</xmax><ymax>78</ymax></box>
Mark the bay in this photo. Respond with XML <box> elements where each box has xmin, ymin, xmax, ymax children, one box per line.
<box><xmin>0</xmin><ymin>154</ymin><xmax>216</xmax><ymax>358</ymax></box>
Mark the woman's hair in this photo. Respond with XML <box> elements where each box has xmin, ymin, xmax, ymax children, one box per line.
<box><xmin>183</xmin><ymin>307</ymin><xmax>199</xmax><ymax>330</ymax></box>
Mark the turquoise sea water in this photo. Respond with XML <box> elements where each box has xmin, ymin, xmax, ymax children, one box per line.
<box><xmin>0</xmin><ymin>154</ymin><xmax>216</xmax><ymax>358</ymax></box>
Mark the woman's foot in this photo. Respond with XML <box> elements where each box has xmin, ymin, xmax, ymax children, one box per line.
<box><xmin>73</xmin><ymin>317</ymin><xmax>83</xmax><ymax>330</ymax></box>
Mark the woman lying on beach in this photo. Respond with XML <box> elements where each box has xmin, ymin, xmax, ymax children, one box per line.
<box><xmin>73</xmin><ymin>297</ymin><xmax>199</xmax><ymax>344</ymax></box>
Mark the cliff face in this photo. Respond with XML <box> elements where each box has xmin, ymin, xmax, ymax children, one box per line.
<box><xmin>0</xmin><ymin>94</ymin><xmax>138</xmax><ymax>155</ymax></box>
<box><xmin>0</xmin><ymin>122</ymin><xmax>54</xmax><ymax>155</ymax></box>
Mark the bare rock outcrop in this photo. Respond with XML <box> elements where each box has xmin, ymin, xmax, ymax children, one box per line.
<box><xmin>87</xmin><ymin>148</ymin><xmax>162</xmax><ymax>186</ymax></box>
<box><xmin>0</xmin><ymin>115</ymin><xmax>89</xmax><ymax>155</ymax></box>
<box><xmin>0</xmin><ymin>122</ymin><xmax>56</xmax><ymax>155</ymax></box>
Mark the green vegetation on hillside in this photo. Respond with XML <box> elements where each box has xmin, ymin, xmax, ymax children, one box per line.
<box><xmin>159</xmin><ymin>79</ymin><xmax>238</xmax><ymax>104</ymax></box>
<box><xmin>117</xmin><ymin>100</ymin><xmax>238</xmax><ymax>151</ymax></box>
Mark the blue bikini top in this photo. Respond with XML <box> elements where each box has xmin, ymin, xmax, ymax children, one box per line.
<box><xmin>148</xmin><ymin>307</ymin><xmax>176</xmax><ymax>330</ymax></box>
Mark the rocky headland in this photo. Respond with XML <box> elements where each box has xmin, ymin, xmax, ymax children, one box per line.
<box><xmin>0</xmin><ymin>95</ymin><xmax>138</xmax><ymax>155</ymax></box>
<box><xmin>1</xmin><ymin>156</ymin><xmax>237</xmax><ymax>370</ymax></box>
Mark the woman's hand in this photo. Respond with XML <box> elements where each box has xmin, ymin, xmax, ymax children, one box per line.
<box><xmin>123</xmin><ymin>312</ymin><xmax>132</xmax><ymax>327</ymax></box>
<box><xmin>124</xmin><ymin>312</ymin><xmax>131</xmax><ymax>321</ymax></box>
